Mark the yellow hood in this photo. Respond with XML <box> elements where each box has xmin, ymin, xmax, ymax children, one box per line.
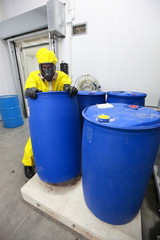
<box><xmin>36</xmin><ymin>48</ymin><xmax>58</xmax><ymax>64</ymax></box>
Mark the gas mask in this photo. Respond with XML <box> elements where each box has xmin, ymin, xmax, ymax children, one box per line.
<box><xmin>39</xmin><ymin>63</ymin><xmax>56</xmax><ymax>82</ymax></box>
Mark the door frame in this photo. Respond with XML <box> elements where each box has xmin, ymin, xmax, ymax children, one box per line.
<box><xmin>7</xmin><ymin>29</ymin><xmax>56</xmax><ymax>117</ymax></box>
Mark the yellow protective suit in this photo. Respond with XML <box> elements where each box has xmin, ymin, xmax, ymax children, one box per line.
<box><xmin>22</xmin><ymin>48</ymin><xmax>71</xmax><ymax>166</ymax></box>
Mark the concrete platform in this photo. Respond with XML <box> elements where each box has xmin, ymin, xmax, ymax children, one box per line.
<box><xmin>21</xmin><ymin>174</ymin><xmax>142</xmax><ymax>240</ymax></box>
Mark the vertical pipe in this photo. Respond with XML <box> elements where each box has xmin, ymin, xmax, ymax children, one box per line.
<box><xmin>49</xmin><ymin>32</ymin><xmax>59</xmax><ymax>70</ymax></box>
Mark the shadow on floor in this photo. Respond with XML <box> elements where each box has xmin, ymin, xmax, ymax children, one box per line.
<box><xmin>141</xmin><ymin>175</ymin><xmax>160</xmax><ymax>240</ymax></box>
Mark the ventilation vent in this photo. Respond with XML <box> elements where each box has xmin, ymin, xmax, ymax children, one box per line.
<box><xmin>72</xmin><ymin>23</ymin><xmax>87</xmax><ymax>36</ymax></box>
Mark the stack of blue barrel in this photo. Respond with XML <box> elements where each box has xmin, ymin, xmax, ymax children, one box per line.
<box><xmin>27</xmin><ymin>90</ymin><xmax>106</xmax><ymax>183</ymax></box>
<box><xmin>27</xmin><ymin>89</ymin><xmax>160</xmax><ymax>225</ymax></box>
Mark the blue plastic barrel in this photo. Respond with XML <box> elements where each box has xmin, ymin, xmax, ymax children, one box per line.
<box><xmin>77</xmin><ymin>91</ymin><xmax>106</xmax><ymax>130</ymax></box>
<box><xmin>0</xmin><ymin>95</ymin><xmax>24</xmax><ymax>128</ymax></box>
<box><xmin>106</xmin><ymin>91</ymin><xmax>147</xmax><ymax>106</ymax></box>
<box><xmin>28</xmin><ymin>92</ymin><xmax>81</xmax><ymax>184</ymax></box>
<box><xmin>82</xmin><ymin>103</ymin><xmax>160</xmax><ymax>225</ymax></box>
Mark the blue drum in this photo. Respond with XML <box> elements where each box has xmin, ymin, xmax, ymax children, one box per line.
<box><xmin>82</xmin><ymin>103</ymin><xmax>160</xmax><ymax>224</ymax></box>
<box><xmin>0</xmin><ymin>95</ymin><xmax>24</xmax><ymax>128</ymax></box>
<box><xmin>77</xmin><ymin>91</ymin><xmax>106</xmax><ymax>130</ymax></box>
<box><xmin>106</xmin><ymin>91</ymin><xmax>147</xmax><ymax>106</ymax></box>
<box><xmin>28</xmin><ymin>92</ymin><xmax>81</xmax><ymax>183</ymax></box>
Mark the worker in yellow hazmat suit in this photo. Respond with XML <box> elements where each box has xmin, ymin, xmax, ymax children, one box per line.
<box><xmin>22</xmin><ymin>48</ymin><xmax>78</xmax><ymax>178</ymax></box>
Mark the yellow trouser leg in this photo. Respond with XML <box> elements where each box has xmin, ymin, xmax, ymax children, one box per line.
<box><xmin>22</xmin><ymin>137</ymin><xmax>34</xmax><ymax>166</ymax></box>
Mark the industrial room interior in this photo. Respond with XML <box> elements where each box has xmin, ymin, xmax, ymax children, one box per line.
<box><xmin>0</xmin><ymin>0</ymin><xmax>160</xmax><ymax>240</ymax></box>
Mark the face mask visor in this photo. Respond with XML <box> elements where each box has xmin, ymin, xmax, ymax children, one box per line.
<box><xmin>40</xmin><ymin>63</ymin><xmax>56</xmax><ymax>82</ymax></box>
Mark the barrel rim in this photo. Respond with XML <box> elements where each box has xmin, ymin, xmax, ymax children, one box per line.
<box><xmin>36</xmin><ymin>91</ymin><xmax>70</xmax><ymax>96</ymax></box>
<box><xmin>77</xmin><ymin>90</ymin><xmax>106</xmax><ymax>96</ymax></box>
<box><xmin>107</xmin><ymin>91</ymin><xmax>147</xmax><ymax>98</ymax></box>
<box><xmin>0</xmin><ymin>94</ymin><xmax>18</xmax><ymax>99</ymax></box>
<box><xmin>82</xmin><ymin>105</ymin><xmax>160</xmax><ymax>130</ymax></box>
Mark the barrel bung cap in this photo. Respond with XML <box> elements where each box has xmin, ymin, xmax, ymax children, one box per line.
<box><xmin>97</xmin><ymin>114</ymin><xmax>110</xmax><ymax>123</ymax></box>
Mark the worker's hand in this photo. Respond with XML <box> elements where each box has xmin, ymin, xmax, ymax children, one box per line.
<box><xmin>63</xmin><ymin>84</ymin><xmax>78</xmax><ymax>97</ymax></box>
<box><xmin>25</xmin><ymin>87</ymin><xmax>42</xmax><ymax>99</ymax></box>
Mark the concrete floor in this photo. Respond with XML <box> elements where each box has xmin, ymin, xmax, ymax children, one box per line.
<box><xmin>0</xmin><ymin>119</ymin><xmax>160</xmax><ymax>240</ymax></box>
